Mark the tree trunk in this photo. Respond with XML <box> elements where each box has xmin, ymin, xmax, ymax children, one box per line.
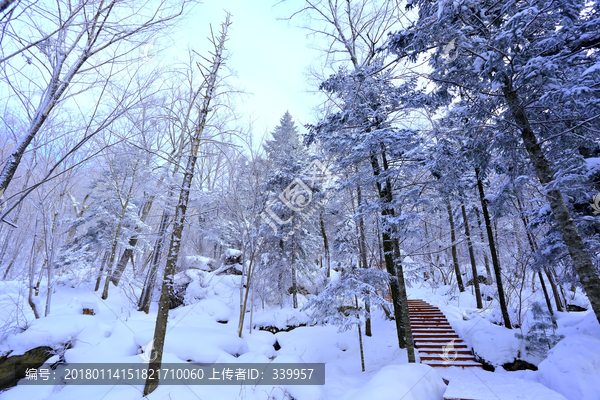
<box><xmin>238</xmin><ymin>252</ymin><xmax>257</xmax><ymax>337</ymax></box>
<box><xmin>101</xmin><ymin>222</ymin><xmax>123</xmax><ymax>300</ymax></box>
<box><xmin>369</xmin><ymin>151</ymin><xmax>406</xmax><ymax>349</ymax></box>
<box><xmin>291</xmin><ymin>231</ymin><xmax>298</xmax><ymax>309</ymax></box>
<box><xmin>446</xmin><ymin>200</ymin><xmax>465</xmax><ymax>292</ymax></box>
<box><xmin>514</xmin><ymin>195</ymin><xmax>559</xmax><ymax>318</ymax></box>
<box><xmin>368</xmin><ymin>149</ymin><xmax>415</xmax><ymax>362</ymax></box>
<box><xmin>474</xmin><ymin>206</ymin><xmax>493</xmax><ymax>283</ymax></box>
<box><xmin>28</xmin><ymin>223</ymin><xmax>40</xmax><ymax>319</ymax></box>
<box><xmin>546</xmin><ymin>267</ymin><xmax>564</xmax><ymax>312</ymax></box>
<box><xmin>138</xmin><ymin>210</ymin><xmax>170</xmax><ymax>313</ymax></box>
<box><xmin>392</xmin><ymin>236</ymin><xmax>416</xmax><ymax>363</ymax></box>
<box><xmin>356</xmin><ymin>180</ymin><xmax>372</xmax><ymax>336</ymax></box>
<box><xmin>476</xmin><ymin>168</ymin><xmax>512</xmax><ymax>329</ymax></box>
<box><xmin>461</xmin><ymin>204</ymin><xmax>482</xmax><ymax>308</ymax></box>
<box><xmin>502</xmin><ymin>84</ymin><xmax>600</xmax><ymax>323</ymax></box>
<box><xmin>356</xmin><ymin>295</ymin><xmax>365</xmax><ymax>372</ymax></box>
<box><xmin>144</xmin><ymin>19</ymin><xmax>229</xmax><ymax>395</ymax></box>
<box><xmin>379</xmin><ymin>148</ymin><xmax>415</xmax><ymax>362</ymax></box>
<box><xmin>110</xmin><ymin>196</ymin><xmax>154</xmax><ymax>286</ymax></box>
<box><xmin>319</xmin><ymin>211</ymin><xmax>330</xmax><ymax>278</ymax></box>
<box><xmin>94</xmin><ymin>251</ymin><xmax>109</xmax><ymax>292</ymax></box>
<box><xmin>0</xmin><ymin>162</ymin><xmax>33</xmax><ymax>272</ymax></box>
<box><xmin>66</xmin><ymin>192</ymin><xmax>92</xmax><ymax>243</ymax></box>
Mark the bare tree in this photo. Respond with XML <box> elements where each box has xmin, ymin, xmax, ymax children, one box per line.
<box><xmin>0</xmin><ymin>0</ymin><xmax>197</xmax><ymax>218</ymax></box>
<box><xmin>144</xmin><ymin>16</ymin><xmax>231</xmax><ymax>395</ymax></box>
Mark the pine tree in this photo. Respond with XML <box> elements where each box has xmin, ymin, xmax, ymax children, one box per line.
<box><xmin>515</xmin><ymin>302</ymin><xmax>564</xmax><ymax>358</ymax></box>
<box><xmin>260</xmin><ymin>112</ymin><xmax>320</xmax><ymax>308</ymax></box>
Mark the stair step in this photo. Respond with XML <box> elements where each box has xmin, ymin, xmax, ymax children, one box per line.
<box><xmin>429</xmin><ymin>363</ymin><xmax>483</xmax><ymax>368</ymax></box>
<box><xmin>419</xmin><ymin>349</ymin><xmax>473</xmax><ymax>355</ymax></box>
<box><xmin>414</xmin><ymin>339</ymin><xmax>466</xmax><ymax>345</ymax></box>
<box><xmin>411</xmin><ymin>324</ymin><xmax>452</xmax><ymax>328</ymax></box>
<box><xmin>410</xmin><ymin>314</ymin><xmax>446</xmax><ymax>317</ymax></box>
<box><xmin>411</xmin><ymin>319</ymin><xmax>448</xmax><ymax>322</ymax></box>
<box><xmin>411</xmin><ymin>326</ymin><xmax>454</xmax><ymax>330</ymax></box>
<box><xmin>413</xmin><ymin>333</ymin><xmax>459</xmax><ymax>342</ymax></box>
<box><xmin>408</xmin><ymin>299</ymin><xmax>483</xmax><ymax>370</ymax></box>
<box><xmin>421</xmin><ymin>355</ymin><xmax>477</xmax><ymax>364</ymax></box>
<box><xmin>416</xmin><ymin>344</ymin><xmax>468</xmax><ymax>349</ymax></box>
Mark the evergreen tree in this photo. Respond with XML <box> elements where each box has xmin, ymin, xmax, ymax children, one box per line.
<box><xmin>387</xmin><ymin>0</ymin><xmax>600</xmax><ymax>324</ymax></box>
<box><xmin>260</xmin><ymin>112</ymin><xmax>320</xmax><ymax>308</ymax></box>
<box><xmin>515</xmin><ymin>302</ymin><xmax>564</xmax><ymax>358</ymax></box>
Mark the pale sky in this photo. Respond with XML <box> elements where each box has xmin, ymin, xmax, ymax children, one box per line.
<box><xmin>168</xmin><ymin>1</ymin><xmax>320</xmax><ymax>137</ymax></box>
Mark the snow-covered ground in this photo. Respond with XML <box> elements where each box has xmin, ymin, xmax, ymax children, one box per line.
<box><xmin>0</xmin><ymin>271</ymin><xmax>598</xmax><ymax>400</ymax></box>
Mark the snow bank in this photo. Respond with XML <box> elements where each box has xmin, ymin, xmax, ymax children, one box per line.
<box><xmin>440</xmin><ymin>367</ymin><xmax>568</xmax><ymax>400</ymax></box>
<box><xmin>4</xmin><ymin>314</ymin><xmax>99</xmax><ymax>356</ymax></box>
<box><xmin>537</xmin><ymin>333</ymin><xmax>600</xmax><ymax>400</ymax></box>
<box><xmin>184</xmin><ymin>255</ymin><xmax>216</xmax><ymax>271</ymax></box>
<box><xmin>251</xmin><ymin>307</ymin><xmax>311</xmax><ymax>331</ymax></box>
<box><xmin>191</xmin><ymin>299</ymin><xmax>233</xmax><ymax>322</ymax></box>
<box><xmin>350</xmin><ymin>364</ymin><xmax>446</xmax><ymax>400</ymax></box>
<box><xmin>276</xmin><ymin>325</ymin><xmax>358</xmax><ymax>364</ymax></box>
<box><xmin>134</xmin><ymin>326</ymin><xmax>248</xmax><ymax>363</ymax></box>
<box><xmin>224</xmin><ymin>249</ymin><xmax>242</xmax><ymax>258</ymax></box>
<box><xmin>271</xmin><ymin>354</ymin><xmax>327</xmax><ymax>400</ymax></box>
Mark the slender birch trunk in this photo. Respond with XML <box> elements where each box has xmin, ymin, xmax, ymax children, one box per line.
<box><xmin>144</xmin><ymin>18</ymin><xmax>230</xmax><ymax>395</ymax></box>
<box><xmin>138</xmin><ymin>210</ymin><xmax>170</xmax><ymax>313</ymax></box>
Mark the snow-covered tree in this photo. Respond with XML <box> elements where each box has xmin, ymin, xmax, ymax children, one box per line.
<box><xmin>387</xmin><ymin>0</ymin><xmax>600</xmax><ymax>324</ymax></box>
<box><xmin>259</xmin><ymin>112</ymin><xmax>320</xmax><ymax>309</ymax></box>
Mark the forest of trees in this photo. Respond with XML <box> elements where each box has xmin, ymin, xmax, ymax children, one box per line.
<box><xmin>1</xmin><ymin>0</ymin><xmax>599</xmax><ymax>394</ymax></box>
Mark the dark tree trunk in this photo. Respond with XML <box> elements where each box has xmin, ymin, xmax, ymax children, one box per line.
<box><xmin>356</xmin><ymin>179</ymin><xmax>372</xmax><ymax>336</ymax></box>
<box><xmin>476</xmin><ymin>168</ymin><xmax>512</xmax><ymax>329</ymax></box>
<box><xmin>546</xmin><ymin>267</ymin><xmax>564</xmax><ymax>312</ymax></box>
<box><xmin>371</xmin><ymin>149</ymin><xmax>415</xmax><ymax>362</ymax></box>
<box><xmin>291</xmin><ymin>230</ymin><xmax>297</xmax><ymax>309</ymax></box>
<box><xmin>369</xmin><ymin>151</ymin><xmax>406</xmax><ymax>349</ymax></box>
<box><xmin>319</xmin><ymin>211</ymin><xmax>331</xmax><ymax>278</ymax></box>
<box><xmin>514</xmin><ymin>195</ymin><xmax>558</xmax><ymax>319</ymax></box>
<box><xmin>474</xmin><ymin>206</ymin><xmax>493</xmax><ymax>283</ymax></box>
<box><xmin>446</xmin><ymin>200</ymin><xmax>465</xmax><ymax>292</ymax></box>
<box><xmin>502</xmin><ymin>84</ymin><xmax>600</xmax><ymax>324</ymax></box>
<box><xmin>461</xmin><ymin>204</ymin><xmax>482</xmax><ymax>308</ymax></box>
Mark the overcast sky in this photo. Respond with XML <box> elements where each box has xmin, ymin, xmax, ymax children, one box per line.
<box><xmin>166</xmin><ymin>1</ymin><xmax>320</xmax><ymax>138</ymax></box>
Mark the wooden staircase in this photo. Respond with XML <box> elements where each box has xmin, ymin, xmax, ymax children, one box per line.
<box><xmin>407</xmin><ymin>300</ymin><xmax>482</xmax><ymax>368</ymax></box>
